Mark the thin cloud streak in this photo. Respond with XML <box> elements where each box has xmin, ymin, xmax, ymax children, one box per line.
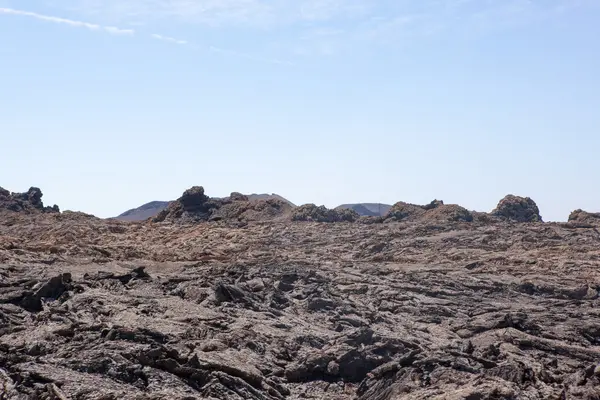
<box><xmin>0</xmin><ymin>7</ymin><xmax>294</xmax><ymax>66</ymax></box>
<box><xmin>151</xmin><ymin>33</ymin><xmax>187</xmax><ymax>45</ymax></box>
<box><xmin>0</xmin><ymin>7</ymin><xmax>135</xmax><ymax>35</ymax></box>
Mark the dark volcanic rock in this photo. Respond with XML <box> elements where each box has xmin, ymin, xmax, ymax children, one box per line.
<box><xmin>384</xmin><ymin>200</ymin><xmax>474</xmax><ymax>223</ymax></box>
<box><xmin>384</xmin><ymin>202</ymin><xmax>426</xmax><ymax>222</ymax></box>
<box><xmin>153</xmin><ymin>186</ymin><xmax>218</xmax><ymax>223</ymax></box>
<box><xmin>210</xmin><ymin>197</ymin><xmax>293</xmax><ymax>223</ymax></box>
<box><xmin>422</xmin><ymin>199</ymin><xmax>444</xmax><ymax>210</ymax></box>
<box><xmin>568</xmin><ymin>209</ymin><xmax>600</xmax><ymax>226</ymax></box>
<box><xmin>1</xmin><ymin>212</ymin><xmax>600</xmax><ymax>399</ymax></box>
<box><xmin>292</xmin><ymin>204</ymin><xmax>359</xmax><ymax>223</ymax></box>
<box><xmin>117</xmin><ymin>193</ymin><xmax>294</xmax><ymax>221</ymax></box>
<box><xmin>424</xmin><ymin>204</ymin><xmax>474</xmax><ymax>222</ymax></box>
<box><xmin>229</xmin><ymin>192</ymin><xmax>249</xmax><ymax>202</ymax></box>
<box><xmin>492</xmin><ymin>195</ymin><xmax>542</xmax><ymax>223</ymax></box>
<box><xmin>154</xmin><ymin>187</ymin><xmax>293</xmax><ymax>223</ymax></box>
<box><xmin>179</xmin><ymin>186</ymin><xmax>210</xmax><ymax>212</ymax></box>
<box><xmin>0</xmin><ymin>186</ymin><xmax>59</xmax><ymax>213</ymax></box>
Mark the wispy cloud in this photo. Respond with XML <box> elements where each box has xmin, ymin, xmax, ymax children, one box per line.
<box><xmin>5</xmin><ymin>0</ymin><xmax>595</xmax><ymax>61</ymax></box>
<box><xmin>56</xmin><ymin>0</ymin><xmax>592</xmax><ymax>28</ymax></box>
<box><xmin>0</xmin><ymin>7</ymin><xmax>134</xmax><ymax>35</ymax></box>
<box><xmin>151</xmin><ymin>33</ymin><xmax>187</xmax><ymax>45</ymax></box>
<box><xmin>53</xmin><ymin>0</ymin><xmax>374</xmax><ymax>27</ymax></box>
<box><xmin>0</xmin><ymin>6</ymin><xmax>294</xmax><ymax>65</ymax></box>
<box><xmin>51</xmin><ymin>0</ymin><xmax>595</xmax><ymax>57</ymax></box>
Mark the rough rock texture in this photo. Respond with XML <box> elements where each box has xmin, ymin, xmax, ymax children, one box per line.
<box><xmin>292</xmin><ymin>204</ymin><xmax>359</xmax><ymax>223</ymax></box>
<box><xmin>383</xmin><ymin>202</ymin><xmax>426</xmax><ymax>222</ymax></box>
<box><xmin>568</xmin><ymin>209</ymin><xmax>600</xmax><ymax>226</ymax></box>
<box><xmin>492</xmin><ymin>195</ymin><xmax>542</xmax><ymax>223</ymax></box>
<box><xmin>209</xmin><ymin>197</ymin><xmax>293</xmax><ymax>223</ymax></box>
<box><xmin>153</xmin><ymin>186</ymin><xmax>216</xmax><ymax>223</ymax></box>
<box><xmin>0</xmin><ymin>187</ymin><xmax>59</xmax><ymax>214</ymax></box>
<box><xmin>422</xmin><ymin>204</ymin><xmax>474</xmax><ymax>222</ymax></box>
<box><xmin>384</xmin><ymin>200</ymin><xmax>473</xmax><ymax>223</ymax></box>
<box><xmin>1</xmin><ymin>208</ymin><xmax>600</xmax><ymax>399</ymax></box>
<box><xmin>154</xmin><ymin>187</ymin><xmax>293</xmax><ymax>224</ymax></box>
<box><xmin>116</xmin><ymin>194</ymin><xmax>294</xmax><ymax>222</ymax></box>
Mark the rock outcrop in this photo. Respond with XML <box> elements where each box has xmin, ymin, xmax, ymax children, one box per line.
<box><xmin>384</xmin><ymin>200</ymin><xmax>474</xmax><ymax>223</ymax></box>
<box><xmin>492</xmin><ymin>195</ymin><xmax>542</xmax><ymax>223</ymax></box>
<box><xmin>210</xmin><ymin>196</ymin><xmax>293</xmax><ymax>223</ymax></box>
<box><xmin>0</xmin><ymin>186</ymin><xmax>59</xmax><ymax>213</ymax></box>
<box><xmin>568</xmin><ymin>209</ymin><xmax>600</xmax><ymax>226</ymax></box>
<box><xmin>384</xmin><ymin>202</ymin><xmax>426</xmax><ymax>222</ymax></box>
<box><xmin>116</xmin><ymin>194</ymin><xmax>294</xmax><ymax>221</ymax></box>
<box><xmin>292</xmin><ymin>204</ymin><xmax>359</xmax><ymax>223</ymax></box>
<box><xmin>153</xmin><ymin>187</ymin><xmax>293</xmax><ymax>224</ymax></box>
<box><xmin>153</xmin><ymin>186</ymin><xmax>216</xmax><ymax>223</ymax></box>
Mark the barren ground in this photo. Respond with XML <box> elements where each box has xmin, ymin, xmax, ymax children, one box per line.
<box><xmin>1</xmin><ymin>211</ymin><xmax>599</xmax><ymax>399</ymax></box>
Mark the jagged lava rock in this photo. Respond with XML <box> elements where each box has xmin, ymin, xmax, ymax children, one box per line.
<box><xmin>384</xmin><ymin>202</ymin><xmax>426</xmax><ymax>222</ymax></box>
<box><xmin>424</xmin><ymin>204</ymin><xmax>474</xmax><ymax>222</ymax></box>
<box><xmin>492</xmin><ymin>195</ymin><xmax>542</xmax><ymax>222</ymax></box>
<box><xmin>292</xmin><ymin>204</ymin><xmax>359</xmax><ymax>223</ymax></box>
<box><xmin>209</xmin><ymin>194</ymin><xmax>293</xmax><ymax>222</ymax></box>
<box><xmin>0</xmin><ymin>186</ymin><xmax>59</xmax><ymax>213</ymax></box>
<box><xmin>153</xmin><ymin>186</ymin><xmax>217</xmax><ymax>223</ymax></box>
<box><xmin>154</xmin><ymin>187</ymin><xmax>293</xmax><ymax>223</ymax></box>
<box><xmin>568</xmin><ymin>209</ymin><xmax>600</xmax><ymax>226</ymax></box>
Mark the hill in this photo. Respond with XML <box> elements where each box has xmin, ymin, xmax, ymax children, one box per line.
<box><xmin>335</xmin><ymin>203</ymin><xmax>392</xmax><ymax>217</ymax></box>
<box><xmin>116</xmin><ymin>201</ymin><xmax>171</xmax><ymax>221</ymax></box>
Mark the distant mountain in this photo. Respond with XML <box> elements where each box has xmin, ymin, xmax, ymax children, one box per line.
<box><xmin>246</xmin><ymin>193</ymin><xmax>295</xmax><ymax>206</ymax></box>
<box><xmin>116</xmin><ymin>201</ymin><xmax>171</xmax><ymax>221</ymax></box>
<box><xmin>335</xmin><ymin>203</ymin><xmax>392</xmax><ymax>217</ymax></box>
<box><xmin>114</xmin><ymin>194</ymin><xmax>294</xmax><ymax>221</ymax></box>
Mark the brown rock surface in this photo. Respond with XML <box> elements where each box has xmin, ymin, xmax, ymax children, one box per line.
<box><xmin>154</xmin><ymin>187</ymin><xmax>293</xmax><ymax>224</ymax></box>
<box><xmin>1</xmin><ymin>206</ymin><xmax>599</xmax><ymax>399</ymax></box>
<box><xmin>492</xmin><ymin>195</ymin><xmax>542</xmax><ymax>223</ymax></box>
<box><xmin>292</xmin><ymin>204</ymin><xmax>359</xmax><ymax>222</ymax></box>
<box><xmin>384</xmin><ymin>200</ymin><xmax>474</xmax><ymax>223</ymax></box>
<box><xmin>568</xmin><ymin>209</ymin><xmax>600</xmax><ymax>226</ymax></box>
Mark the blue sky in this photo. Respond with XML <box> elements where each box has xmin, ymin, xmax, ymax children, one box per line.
<box><xmin>1</xmin><ymin>0</ymin><xmax>599</xmax><ymax>220</ymax></box>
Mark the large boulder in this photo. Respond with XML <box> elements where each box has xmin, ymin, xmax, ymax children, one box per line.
<box><xmin>292</xmin><ymin>204</ymin><xmax>359</xmax><ymax>223</ymax></box>
<box><xmin>0</xmin><ymin>186</ymin><xmax>59</xmax><ymax>213</ymax></box>
<box><xmin>179</xmin><ymin>186</ymin><xmax>210</xmax><ymax>212</ymax></box>
<box><xmin>492</xmin><ymin>195</ymin><xmax>542</xmax><ymax>223</ymax></box>
<box><xmin>153</xmin><ymin>186</ymin><xmax>218</xmax><ymax>223</ymax></box>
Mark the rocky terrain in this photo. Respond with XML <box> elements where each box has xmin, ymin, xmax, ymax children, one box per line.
<box><xmin>0</xmin><ymin>187</ymin><xmax>59</xmax><ymax>214</ymax></box>
<box><xmin>1</xmin><ymin>186</ymin><xmax>600</xmax><ymax>399</ymax></box>
<box><xmin>116</xmin><ymin>194</ymin><xmax>295</xmax><ymax>222</ymax></box>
